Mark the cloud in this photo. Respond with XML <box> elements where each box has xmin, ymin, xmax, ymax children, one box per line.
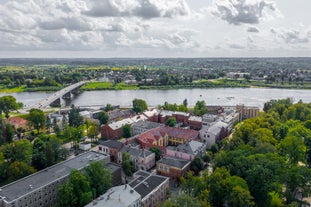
<box><xmin>209</xmin><ymin>0</ymin><xmax>281</xmax><ymax>25</ymax></box>
<box><xmin>271</xmin><ymin>28</ymin><xmax>310</xmax><ymax>44</ymax></box>
<box><xmin>247</xmin><ymin>27</ymin><xmax>259</xmax><ymax>33</ymax></box>
<box><xmin>83</xmin><ymin>0</ymin><xmax>190</xmax><ymax>19</ymax></box>
<box><xmin>228</xmin><ymin>43</ymin><xmax>245</xmax><ymax>49</ymax></box>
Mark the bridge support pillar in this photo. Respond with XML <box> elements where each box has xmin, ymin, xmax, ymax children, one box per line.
<box><xmin>62</xmin><ymin>92</ymin><xmax>72</xmax><ymax>99</ymax></box>
<box><xmin>50</xmin><ymin>98</ymin><xmax>61</xmax><ymax>107</ymax></box>
<box><xmin>71</xmin><ymin>88</ymin><xmax>80</xmax><ymax>95</ymax></box>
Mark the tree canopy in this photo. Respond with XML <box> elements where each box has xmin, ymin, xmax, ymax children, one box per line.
<box><xmin>132</xmin><ymin>98</ymin><xmax>148</xmax><ymax>113</ymax></box>
<box><xmin>28</xmin><ymin>108</ymin><xmax>46</xmax><ymax>133</ymax></box>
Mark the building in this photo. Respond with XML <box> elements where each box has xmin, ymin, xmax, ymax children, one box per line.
<box><xmin>137</xmin><ymin>126</ymin><xmax>199</xmax><ymax>150</ymax></box>
<box><xmin>85</xmin><ymin>185</ymin><xmax>141</xmax><ymax>207</ymax></box>
<box><xmin>143</xmin><ymin>109</ymin><xmax>159</xmax><ymax>122</ymax></box>
<box><xmin>131</xmin><ymin>120</ymin><xmax>163</xmax><ymax>136</ymax></box>
<box><xmin>4</xmin><ymin>117</ymin><xmax>28</xmax><ymax>130</ymax></box>
<box><xmin>187</xmin><ymin>115</ymin><xmax>202</xmax><ymax>130</ymax></box>
<box><xmin>105</xmin><ymin>162</ymin><xmax>123</xmax><ymax>187</ymax></box>
<box><xmin>156</xmin><ymin>157</ymin><xmax>191</xmax><ymax>180</ymax></box>
<box><xmin>118</xmin><ymin>146</ymin><xmax>155</xmax><ymax>171</ymax></box>
<box><xmin>101</xmin><ymin>115</ymin><xmax>147</xmax><ymax>139</ymax></box>
<box><xmin>129</xmin><ymin>171</ymin><xmax>169</xmax><ymax>207</ymax></box>
<box><xmin>98</xmin><ymin>140</ymin><xmax>124</xmax><ymax>162</ymax></box>
<box><xmin>236</xmin><ymin>104</ymin><xmax>260</xmax><ymax>121</ymax></box>
<box><xmin>0</xmin><ymin>151</ymin><xmax>109</xmax><ymax>207</ymax></box>
<box><xmin>166</xmin><ymin>140</ymin><xmax>206</xmax><ymax>161</ymax></box>
<box><xmin>199</xmin><ymin>121</ymin><xmax>229</xmax><ymax>148</ymax></box>
<box><xmin>108</xmin><ymin>109</ymin><xmax>136</xmax><ymax>123</ymax></box>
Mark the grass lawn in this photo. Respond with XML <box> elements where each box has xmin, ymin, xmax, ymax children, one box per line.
<box><xmin>81</xmin><ymin>82</ymin><xmax>113</xmax><ymax>90</ymax></box>
<box><xmin>0</xmin><ymin>85</ymin><xmax>26</xmax><ymax>93</ymax></box>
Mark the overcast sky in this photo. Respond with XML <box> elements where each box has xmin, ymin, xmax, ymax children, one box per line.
<box><xmin>0</xmin><ymin>0</ymin><xmax>310</xmax><ymax>58</ymax></box>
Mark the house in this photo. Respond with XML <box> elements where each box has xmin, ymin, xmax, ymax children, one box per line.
<box><xmin>98</xmin><ymin>140</ymin><xmax>124</xmax><ymax>162</ymax></box>
<box><xmin>158</xmin><ymin>110</ymin><xmax>190</xmax><ymax>125</ymax></box>
<box><xmin>166</xmin><ymin>140</ymin><xmax>206</xmax><ymax>161</ymax></box>
<box><xmin>131</xmin><ymin>120</ymin><xmax>163</xmax><ymax>136</ymax></box>
<box><xmin>101</xmin><ymin>118</ymin><xmax>134</xmax><ymax>139</ymax></box>
<box><xmin>101</xmin><ymin>115</ymin><xmax>148</xmax><ymax>139</ymax></box>
<box><xmin>4</xmin><ymin>117</ymin><xmax>28</xmax><ymax>130</ymax></box>
<box><xmin>187</xmin><ymin>115</ymin><xmax>202</xmax><ymax>130</ymax></box>
<box><xmin>199</xmin><ymin>121</ymin><xmax>229</xmax><ymax>148</ymax></box>
<box><xmin>129</xmin><ymin>171</ymin><xmax>169</xmax><ymax>207</ymax></box>
<box><xmin>108</xmin><ymin>109</ymin><xmax>136</xmax><ymax>122</ymax></box>
<box><xmin>143</xmin><ymin>109</ymin><xmax>159</xmax><ymax>122</ymax></box>
<box><xmin>105</xmin><ymin>162</ymin><xmax>122</xmax><ymax>186</ymax></box>
<box><xmin>118</xmin><ymin>146</ymin><xmax>155</xmax><ymax>171</ymax></box>
<box><xmin>79</xmin><ymin>142</ymin><xmax>91</xmax><ymax>151</ymax></box>
<box><xmin>236</xmin><ymin>104</ymin><xmax>260</xmax><ymax>121</ymax></box>
<box><xmin>137</xmin><ymin>126</ymin><xmax>199</xmax><ymax>150</ymax></box>
<box><xmin>0</xmin><ymin>151</ymin><xmax>109</xmax><ymax>207</ymax></box>
<box><xmin>85</xmin><ymin>185</ymin><xmax>141</xmax><ymax>207</ymax></box>
<box><xmin>156</xmin><ymin>156</ymin><xmax>191</xmax><ymax>180</ymax></box>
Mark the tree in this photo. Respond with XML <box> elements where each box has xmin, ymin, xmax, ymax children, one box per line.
<box><xmin>194</xmin><ymin>100</ymin><xmax>208</xmax><ymax>116</ymax></box>
<box><xmin>149</xmin><ymin>147</ymin><xmax>161</xmax><ymax>161</ymax></box>
<box><xmin>85</xmin><ymin>161</ymin><xmax>112</xmax><ymax>197</ymax></box>
<box><xmin>183</xmin><ymin>98</ymin><xmax>188</xmax><ymax>107</ymax></box>
<box><xmin>3</xmin><ymin>139</ymin><xmax>33</xmax><ymax>165</ymax></box>
<box><xmin>122</xmin><ymin>152</ymin><xmax>134</xmax><ymax>176</ymax></box>
<box><xmin>32</xmin><ymin>138</ymin><xmax>47</xmax><ymax>170</ymax></box>
<box><xmin>7</xmin><ymin>161</ymin><xmax>36</xmax><ymax>181</ymax></box>
<box><xmin>0</xmin><ymin>95</ymin><xmax>19</xmax><ymax>118</ymax></box>
<box><xmin>281</xmin><ymin>134</ymin><xmax>305</xmax><ymax>165</ymax></box>
<box><xmin>68</xmin><ymin>105</ymin><xmax>84</xmax><ymax>128</ymax></box>
<box><xmin>53</xmin><ymin>118</ymin><xmax>61</xmax><ymax>136</ymax></box>
<box><xmin>98</xmin><ymin>111</ymin><xmax>109</xmax><ymax>125</ymax></box>
<box><xmin>132</xmin><ymin>98</ymin><xmax>148</xmax><ymax>113</ymax></box>
<box><xmin>57</xmin><ymin>170</ymin><xmax>92</xmax><ymax>207</ymax></box>
<box><xmin>28</xmin><ymin>108</ymin><xmax>46</xmax><ymax>134</ymax></box>
<box><xmin>166</xmin><ymin>117</ymin><xmax>177</xmax><ymax>127</ymax></box>
<box><xmin>63</xmin><ymin>126</ymin><xmax>83</xmax><ymax>150</ymax></box>
<box><xmin>163</xmin><ymin>193</ymin><xmax>202</xmax><ymax>207</ymax></box>
<box><xmin>87</xmin><ymin>122</ymin><xmax>99</xmax><ymax>142</ymax></box>
<box><xmin>0</xmin><ymin>116</ymin><xmax>3</xmax><ymax>144</ymax></box>
<box><xmin>56</xmin><ymin>182</ymin><xmax>77</xmax><ymax>207</ymax></box>
<box><xmin>4</xmin><ymin>124</ymin><xmax>14</xmax><ymax>143</ymax></box>
<box><xmin>122</xmin><ymin>123</ymin><xmax>131</xmax><ymax>138</ymax></box>
<box><xmin>104</xmin><ymin>104</ymin><xmax>114</xmax><ymax>112</ymax></box>
<box><xmin>190</xmin><ymin>157</ymin><xmax>204</xmax><ymax>175</ymax></box>
<box><xmin>45</xmin><ymin>116</ymin><xmax>52</xmax><ymax>133</ymax></box>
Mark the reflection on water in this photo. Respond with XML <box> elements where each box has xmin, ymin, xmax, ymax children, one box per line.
<box><xmin>2</xmin><ymin>88</ymin><xmax>311</xmax><ymax>109</ymax></box>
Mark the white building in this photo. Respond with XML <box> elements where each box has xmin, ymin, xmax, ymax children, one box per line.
<box><xmin>199</xmin><ymin>121</ymin><xmax>229</xmax><ymax>148</ymax></box>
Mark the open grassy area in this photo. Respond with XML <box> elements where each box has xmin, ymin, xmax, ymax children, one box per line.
<box><xmin>0</xmin><ymin>85</ymin><xmax>26</xmax><ymax>93</ymax></box>
<box><xmin>81</xmin><ymin>82</ymin><xmax>114</xmax><ymax>90</ymax></box>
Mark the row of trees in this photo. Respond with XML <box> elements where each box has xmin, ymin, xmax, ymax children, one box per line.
<box><xmin>174</xmin><ymin>99</ymin><xmax>311</xmax><ymax>207</ymax></box>
<box><xmin>56</xmin><ymin>161</ymin><xmax>112</xmax><ymax>207</ymax></box>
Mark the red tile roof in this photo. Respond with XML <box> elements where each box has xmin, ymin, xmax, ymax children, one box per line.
<box><xmin>137</xmin><ymin>126</ymin><xmax>199</xmax><ymax>146</ymax></box>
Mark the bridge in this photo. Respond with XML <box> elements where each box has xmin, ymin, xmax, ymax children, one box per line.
<box><xmin>30</xmin><ymin>81</ymin><xmax>86</xmax><ymax>109</ymax></box>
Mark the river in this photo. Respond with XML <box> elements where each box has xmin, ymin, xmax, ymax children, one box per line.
<box><xmin>1</xmin><ymin>88</ymin><xmax>311</xmax><ymax>109</ymax></box>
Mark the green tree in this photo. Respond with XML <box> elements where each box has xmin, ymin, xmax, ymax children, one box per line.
<box><xmin>194</xmin><ymin>100</ymin><xmax>208</xmax><ymax>116</ymax></box>
<box><xmin>4</xmin><ymin>124</ymin><xmax>14</xmax><ymax>143</ymax></box>
<box><xmin>149</xmin><ymin>147</ymin><xmax>161</xmax><ymax>161</ymax></box>
<box><xmin>63</xmin><ymin>126</ymin><xmax>83</xmax><ymax>150</ymax></box>
<box><xmin>132</xmin><ymin>98</ymin><xmax>148</xmax><ymax>113</ymax></box>
<box><xmin>183</xmin><ymin>98</ymin><xmax>188</xmax><ymax>107</ymax></box>
<box><xmin>87</xmin><ymin>121</ymin><xmax>99</xmax><ymax>142</ymax></box>
<box><xmin>85</xmin><ymin>161</ymin><xmax>112</xmax><ymax>197</ymax></box>
<box><xmin>122</xmin><ymin>152</ymin><xmax>134</xmax><ymax>176</ymax></box>
<box><xmin>32</xmin><ymin>138</ymin><xmax>47</xmax><ymax>170</ymax></box>
<box><xmin>280</xmin><ymin>134</ymin><xmax>305</xmax><ymax>165</ymax></box>
<box><xmin>98</xmin><ymin>111</ymin><xmax>109</xmax><ymax>125</ymax></box>
<box><xmin>3</xmin><ymin>139</ymin><xmax>33</xmax><ymax>165</ymax></box>
<box><xmin>0</xmin><ymin>95</ymin><xmax>19</xmax><ymax>118</ymax></box>
<box><xmin>57</xmin><ymin>170</ymin><xmax>92</xmax><ymax>207</ymax></box>
<box><xmin>45</xmin><ymin>116</ymin><xmax>52</xmax><ymax>133</ymax></box>
<box><xmin>163</xmin><ymin>193</ymin><xmax>202</xmax><ymax>207</ymax></box>
<box><xmin>0</xmin><ymin>116</ymin><xmax>3</xmax><ymax>144</ymax></box>
<box><xmin>28</xmin><ymin>108</ymin><xmax>46</xmax><ymax>134</ymax></box>
<box><xmin>68</xmin><ymin>105</ymin><xmax>84</xmax><ymax>128</ymax></box>
<box><xmin>7</xmin><ymin>161</ymin><xmax>36</xmax><ymax>181</ymax></box>
<box><xmin>166</xmin><ymin>117</ymin><xmax>177</xmax><ymax>127</ymax></box>
<box><xmin>122</xmin><ymin>123</ymin><xmax>131</xmax><ymax>138</ymax></box>
<box><xmin>190</xmin><ymin>156</ymin><xmax>204</xmax><ymax>175</ymax></box>
<box><xmin>53</xmin><ymin>118</ymin><xmax>61</xmax><ymax>136</ymax></box>
<box><xmin>56</xmin><ymin>182</ymin><xmax>77</xmax><ymax>207</ymax></box>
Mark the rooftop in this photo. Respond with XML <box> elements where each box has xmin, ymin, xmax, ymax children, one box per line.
<box><xmin>85</xmin><ymin>185</ymin><xmax>141</xmax><ymax>207</ymax></box>
<box><xmin>99</xmin><ymin>140</ymin><xmax>124</xmax><ymax>149</ymax></box>
<box><xmin>129</xmin><ymin>171</ymin><xmax>169</xmax><ymax>200</ymax></box>
<box><xmin>0</xmin><ymin>151</ymin><xmax>108</xmax><ymax>203</ymax></box>
<box><xmin>108</xmin><ymin>118</ymin><xmax>134</xmax><ymax>130</ymax></box>
<box><xmin>120</xmin><ymin>146</ymin><xmax>154</xmax><ymax>158</ymax></box>
<box><xmin>188</xmin><ymin>116</ymin><xmax>202</xmax><ymax>122</ymax></box>
<box><xmin>143</xmin><ymin>109</ymin><xmax>159</xmax><ymax>117</ymax></box>
<box><xmin>166</xmin><ymin>140</ymin><xmax>206</xmax><ymax>155</ymax></box>
<box><xmin>157</xmin><ymin>156</ymin><xmax>191</xmax><ymax>169</ymax></box>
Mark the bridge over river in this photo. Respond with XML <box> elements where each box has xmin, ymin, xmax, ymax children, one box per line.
<box><xmin>30</xmin><ymin>81</ymin><xmax>85</xmax><ymax>109</ymax></box>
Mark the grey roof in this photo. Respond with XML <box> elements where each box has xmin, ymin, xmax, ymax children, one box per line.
<box><xmin>105</xmin><ymin>162</ymin><xmax>121</xmax><ymax>174</ymax></box>
<box><xmin>120</xmin><ymin>146</ymin><xmax>153</xmax><ymax>158</ymax></box>
<box><xmin>207</xmin><ymin>121</ymin><xmax>228</xmax><ymax>135</ymax></box>
<box><xmin>99</xmin><ymin>140</ymin><xmax>124</xmax><ymax>149</ymax></box>
<box><xmin>0</xmin><ymin>151</ymin><xmax>108</xmax><ymax>203</ymax></box>
<box><xmin>129</xmin><ymin>171</ymin><xmax>168</xmax><ymax>200</ymax></box>
<box><xmin>131</xmin><ymin>120</ymin><xmax>163</xmax><ymax>129</ymax></box>
<box><xmin>85</xmin><ymin>185</ymin><xmax>141</xmax><ymax>207</ymax></box>
<box><xmin>166</xmin><ymin>140</ymin><xmax>205</xmax><ymax>155</ymax></box>
<box><xmin>157</xmin><ymin>157</ymin><xmax>191</xmax><ymax>169</ymax></box>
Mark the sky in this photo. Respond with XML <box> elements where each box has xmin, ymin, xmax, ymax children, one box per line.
<box><xmin>0</xmin><ymin>0</ymin><xmax>311</xmax><ymax>58</ymax></box>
